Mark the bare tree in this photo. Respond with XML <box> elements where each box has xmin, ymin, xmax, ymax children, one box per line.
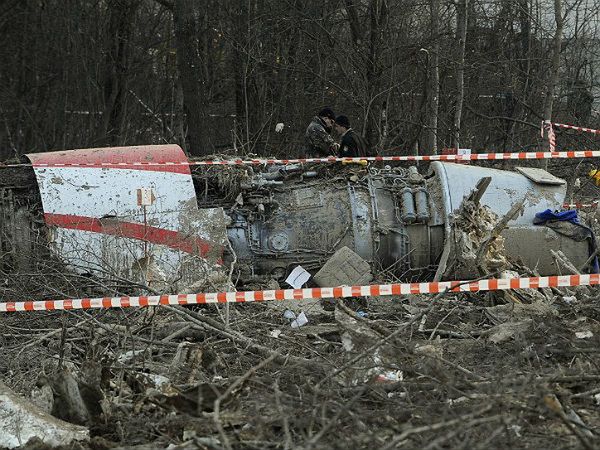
<box><xmin>364</xmin><ymin>0</ymin><xmax>389</xmax><ymax>149</ymax></box>
<box><xmin>452</xmin><ymin>0</ymin><xmax>468</xmax><ymax>150</ymax></box>
<box><xmin>2</xmin><ymin>0</ymin><xmax>599</xmax><ymax>160</ymax></box>
<box><xmin>422</xmin><ymin>0</ymin><xmax>440</xmax><ymax>155</ymax></box>
<box><xmin>100</xmin><ymin>0</ymin><xmax>139</xmax><ymax>146</ymax></box>
<box><xmin>542</xmin><ymin>0</ymin><xmax>564</xmax><ymax>151</ymax></box>
<box><xmin>172</xmin><ymin>0</ymin><xmax>212</xmax><ymax>156</ymax></box>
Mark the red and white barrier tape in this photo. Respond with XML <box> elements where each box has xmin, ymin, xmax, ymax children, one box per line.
<box><xmin>553</xmin><ymin>122</ymin><xmax>600</xmax><ymax>135</ymax></box>
<box><xmin>563</xmin><ymin>201</ymin><xmax>598</xmax><ymax>209</ymax></box>
<box><xmin>0</xmin><ymin>150</ymin><xmax>599</xmax><ymax>169</ymax></box>
<box><xmin>542</xmin><ymin>121</ymin><xmax>557</xmax><ymax>152</ymax></box>
<box><xmin>1</xmin><ymin>274</ymin><xmax>598</xmax><ymax>313</ymax></box>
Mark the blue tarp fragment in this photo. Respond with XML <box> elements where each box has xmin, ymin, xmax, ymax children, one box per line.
<box><xmin>534</xmin><ymin>209</ymin><xmax>599</xmax><ymax>273</ymax></box>
<box><xmin>534</xmin><ymin>209</ymin><xmax>580</xmax><ymax>225</ymax></box>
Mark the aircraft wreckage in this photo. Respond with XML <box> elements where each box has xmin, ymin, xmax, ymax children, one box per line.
<box><xmin>0</xmin><ymin>144</ymin><xmax>592</xmax><ymax>291</ymax></box>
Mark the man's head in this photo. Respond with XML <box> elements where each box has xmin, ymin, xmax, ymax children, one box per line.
<box><xmin>334</xmin><ymin>115</ymin><xmax>350</xmax><ymax>133</ymax></box>
<box><xmin>318</xmin><ymin>107</ymin><xmax>336</xmax><ymax>128</ymax></box>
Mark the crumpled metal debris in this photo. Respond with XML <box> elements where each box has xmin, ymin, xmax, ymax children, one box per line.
<box><xmin>0</xmin><ymin>381</ymin><xmax>89</xmax><ymax>448</ymax></box>
<box><xmin>450</xmin><ymin>200</ymin><xmax>509</xmax><ymax>278</ymax></box>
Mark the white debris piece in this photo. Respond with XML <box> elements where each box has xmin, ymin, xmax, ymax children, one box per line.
<box><xmin>275</xmin><ymin>122</ymin><xmax>285</xmax><ymax>133</ymax></box>
<box><xmin>447</xmin><ymin>396</ymin><xmax>469</xmax><ymax>406</ymax></box>
<box><xmin>291</xmin><ymin>311</ymin><xmax>309</xmax><ymax>328</ymax></box>
<box><xmin>117</xmin><ymin>349</ymin><xmax>147</xmax><ymax>364</ymax></box>
<box><xmin>510</xmin><ymin>425</ymin><xmax>523</xmax><ymax>437</ymax></box>
<box><xmin>285</xmin><ymin>265</ymin><xmax>311</xmax><ymax>289</ymax></box>
<box><xmin>575</xmin><ymin>330</ymin><xmax>593</xmax><ymax>339</ymax></box>
<box><xmin>143</xmin><ymin>373</ymin><xmax>171</xmax><ymax>388</ymax></box>
<box><xmin>283</xmin><ymin>310</ymin><xmax>297</xmax><ymax>320</ymax></box>
<box><xmin>341</xmin><ymin>333</ymin><xmax>354</xmax><ymax>352</ymax></box>
<box><xmin>375</xmin><ymin>370</ymin><xmax>403</xmax><ymax>383</ymax></box>
<box><xmin>0</xmin><ymin>381</ymin><xmax>89</xmax><ymax>448</ymax></box>
<box><xmin>270</xmin><ymin>329</ymin><xmax>282</xmax><ymax>338</ymax></box>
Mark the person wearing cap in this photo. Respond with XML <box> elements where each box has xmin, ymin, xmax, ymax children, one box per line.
<box><xmin>334</xmin><ymin>115</ymin><xmax>370</xmax><ymax>158</ymax></box>
<box><xmin>301</xmin><ymin>107</ymin><xmax>340</xmax><ymax>158</ymax></box>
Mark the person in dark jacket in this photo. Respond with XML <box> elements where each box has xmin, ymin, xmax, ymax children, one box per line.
<box><xmin>334</xmin><ymin>115</ymin><xmax>371</xmax><ymax>157</ymax></box>
<box><xmin>302</xmin><ymin>107</ymin><xmax>339</xmax><ymax>158</ymax></box>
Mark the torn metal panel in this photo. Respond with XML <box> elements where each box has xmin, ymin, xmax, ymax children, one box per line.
<box><xmin>515</xmin><ymin>166</ymin><xmax>566</xmax><ymax>185</ymax></box>
<box><xmin>431</xmin><ymin>162</ymin><xmax>567</xmax><ymax>225</ymax></box>
<box><xmin>27</xmin><ymin>145</ymin><xmax>228</xmax><ymax>290</ymax></box>
<box><xmin>0</xmin><ymin>381</ymin><xmax>89</xmax><ymax>448</ymax></box>
<box><xmin>429</xmin><ymin>162</ymin><xmax>588</xmax><ymax>274</ymax></box>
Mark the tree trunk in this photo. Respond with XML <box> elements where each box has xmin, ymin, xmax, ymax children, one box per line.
<box><xmin>101</xmin><ymin>0</ymin><xmax>137</xmax><ymax>146</ymax></box>
<box><xmin>452</xmin><ymin>0</ymin><xmax>468</xmax><ymax>150</ymax></box>
<box><xmin>173</xmin><ymin>0</ymin><xmax>211</xmax><ymax>156</ymax></box>
<box><xmin>365</xmin><ymin>0</ymin><xmax>388</xmax><ymax>149</ymax></box>
<box><xmin>501</xmin><ymin>0</ymin><xmax>531</xmax><ymax>150</ymax></box>
<box><xmin>542</xmin><ymin>0</ymin><xmax>563</xmax><ymax>150</ymax></box>
<box><xmin>344</xmin><ymin>0</ymin><xmax>363</xmax><ymax>46</ymax></box>
<box><xmin>230</xmin><ymin>1</ymin><xmax>247</xmax><ymax>149</ymax></box>
<box><xmin>423</xmin><ymin>0</ymin><xmax>440</xmax><ymax>155</ymax></box>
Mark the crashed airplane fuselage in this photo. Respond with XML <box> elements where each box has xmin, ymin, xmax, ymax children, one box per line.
<box><xmin>0</xmin><ymin>145</ymin><xmax>589</xmax><ymax>290</ymax></box>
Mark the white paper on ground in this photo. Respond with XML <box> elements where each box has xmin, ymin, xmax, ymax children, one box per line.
<box><xmin>576</xmin><ymin>330</ymin><xmax>593</xmax><ymax>339</ymax></box>
<box><xmin>291</xmin><ymin>311</ymin><xmax>308</xmax><ymax>328</ymax></box>
<box><xmin>270</xmin><ymin>329</ymin><xmax>282</xmax><ymax>338</ymax></box>
<box><xmin>283</xmin><ymin>310</ymin><xmax>296</xmax><ymax>320</ymax></box>
<box><xmin>285</xmin><ymin>265</ymin><xmax>311</xmax><ymax>289</ymax></box>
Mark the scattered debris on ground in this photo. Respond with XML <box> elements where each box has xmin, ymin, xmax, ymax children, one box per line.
<box><xmin>1</xmin><ymin>158</ymin><xmax>600</xmax><ymax>448</ymax></box>
<box><xmin>2</xmin><ymin>287</ymin><xmax>600</xmax><ymax>449</ymax></box>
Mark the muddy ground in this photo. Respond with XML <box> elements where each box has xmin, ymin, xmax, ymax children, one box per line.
<box><xmin>2</xmin><ymin>290</ymin><xmax>600</xmax><ymax>450</ymax></box>
<box><xmin>1</xmin><ymin>160</ymin><xmax>600</xmax><ymax>449</ymax></box>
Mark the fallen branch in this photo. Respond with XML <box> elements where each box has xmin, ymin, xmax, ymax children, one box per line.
<box><xmin>381</xmin><ymin>406</ymin><xmax>500</xmax><ymax>450</ymax></box>
<box><xmin>213</xmin><ymin>354</ymin><xmax>277</xmax><ymax>450</ymax></box>
<box><xmin>579</xmin><ymin>246</ymin><xmax>600</xmax><ymax>273</ymax></box>
<box><xmin>303</xmin><ymin>386</ymin><xmax>367</xmax><ymax>450</ymax></box>
<box><xmin>165</xmin><ymin>305</ymin><xmax>318</xmax><ymax>368</ymax></box>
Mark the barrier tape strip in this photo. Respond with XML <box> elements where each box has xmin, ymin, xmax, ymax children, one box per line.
<box><xmin>553</xmin><ymin>122</ymin><xmax>600</xmax><ymax>135</ymax></box>
<box><xmin>542</xmin><ymin>121</ymin><xmax>557</xmax><ymax>152</ymax></box>
<box><xmin>1</xmin><ymin>274</ymin><xmax>598</xmax><ymax>313</ymax></box>
<box><xmin>1</xmin><ymin>150</ymin><xmax>600</xmax><ymax>169</ymax></box>
<box><xmin>563</xmin><ymin>201</ymin><xmax>598</xmax><ymax>209</ymax></box>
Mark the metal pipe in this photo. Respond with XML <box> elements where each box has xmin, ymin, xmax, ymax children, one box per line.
<box><xmin>414</xmin><ymin>187</ymin><xmax>430</xmax><ymax>222</ymax></box>
<box><xmin>401</xmin><ymin>187</ymin><xmax>416</xmax><ymax>223</ymax></box>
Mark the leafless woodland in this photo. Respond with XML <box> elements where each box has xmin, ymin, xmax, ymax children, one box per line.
<box><xmin>2</xmin><ymin>0</ymin><xmax>600</xmax><ymax>157</ymax></box>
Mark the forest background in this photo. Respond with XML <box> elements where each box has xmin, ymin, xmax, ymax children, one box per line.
<box><xmin>1</xmin><ymin>0</ymin><xmax>598</xmax><ymax>160</ymax></box>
